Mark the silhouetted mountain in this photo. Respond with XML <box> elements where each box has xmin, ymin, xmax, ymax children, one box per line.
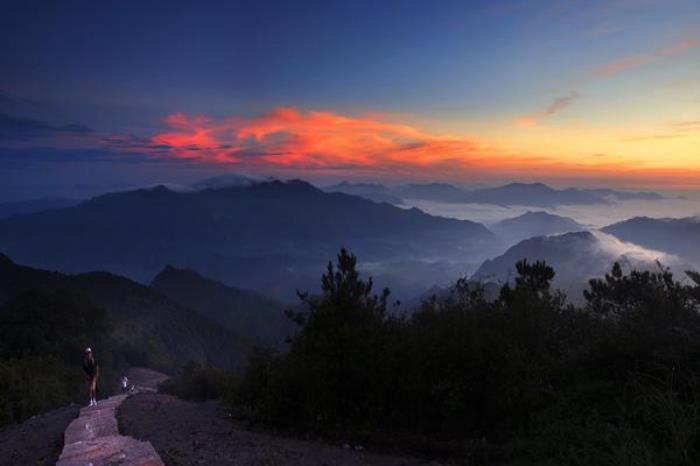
<box><xmin>491</xmin><ymin>211</ymin><xmax>585</xmax><ymax>244</ymax></box>
<box><xmin>0</xmin><ymin>254</ymin><xmax>251</xmax><ymax>370</ymax></box>
<box><xmin>397</xmin><ymin>182</ymin><xmax>663</xmax><ymax>207</ymax></box>
<box><xmin>324</xmin><ymin>182</ymin><xmax>403</xmax><ymax>204</ymax></box>
<box><xmin>469</xmin><ymin>183</ymin><xmax>606</xmax><ymax>206</ymax></box>
<box><xmin>397</xmin><ymin>183</ymin><xmax>469</xmax><ymax>203</ymax></box>
<box><xmin>602</xmin><ymin>216</ymin><xmax>700</xmax><ymax>263</ymax></box>
<box><xmin>151</xmin><ymin>266</ymin><xmax>293</xmax><ymax>349</ymax></box>
<box><xmin>0</xmin><ymin>198</ymin><xmax>79</xmax><ymax>219</ymax></box>
<box><xmin>0</xmin><ymin>179</ymin><xmax>498</xmax><ymax>300</ymax></box>
<box><xmin>191</xmin><ymin>173</ymin><xmax>265</xmax><ymax>190</ymax></box>
<box><xmin>471</xmin><ymin>230</ymin><xmax>672</xmax><ymax>301</ymax></box>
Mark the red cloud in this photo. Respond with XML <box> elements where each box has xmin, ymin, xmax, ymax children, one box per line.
<box><xmin>100</xmin><ymin>107</ymin><xmax>700</xmax><ymax>188</ymax></box>
<box><xmin>139</xmin><ymin>108</ymin><xmax>510</xmax><ymax>176</ymax></box>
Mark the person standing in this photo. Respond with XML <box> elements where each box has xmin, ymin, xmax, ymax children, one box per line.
<box><xmin>82</xmin><ymin>347</ymin><xmax>99</xmax><ymax>406</ymax></box>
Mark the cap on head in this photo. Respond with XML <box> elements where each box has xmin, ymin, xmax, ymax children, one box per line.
<box><xmin>85</xmin><ymin>347</ymin><xmax>92</xmax><ymax>353</ymax></box>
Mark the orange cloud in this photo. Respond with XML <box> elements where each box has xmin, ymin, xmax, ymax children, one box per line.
<box><xmin>138</xmin><ymin>107</ymin><xmax>515</xmax><ymax>176</ymax></box>
<box><xmin>516</xmin><ymin>92</ymin><xmax>580</xmax><ymax>127</ymax></box>
<box><xmin>101</xmin><ymin>106</ymin><xmax>700</xmax><ymax>188</ymax></box>
<box><xmin>596</xmin><ymin>37</ymin><xmax>700</xmax><ymax>76</ymax></box>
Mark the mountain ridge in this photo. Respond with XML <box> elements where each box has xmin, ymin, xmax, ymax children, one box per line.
<box><xmin>151</xmin><ymin>265</ymin><xmax>293</xmax><ymax>350</ymax></box>
<box><xmin>602</xmin><ymin>216</ymin><xmax>700</xmax><ymax>263</ymax></box>
<box><xmin>0</xmin><ymin>179</ymin><xmax>498</xmax><ymax>300</ymax></box>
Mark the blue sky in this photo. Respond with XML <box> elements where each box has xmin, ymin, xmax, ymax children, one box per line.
<box><xmin>1</xmin><ymin>0</ymin><xmax>699</xmax><ymax>200</ymax></box>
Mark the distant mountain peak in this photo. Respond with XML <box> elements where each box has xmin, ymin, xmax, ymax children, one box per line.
<box><xmin>145</xmin><ymin>184</ymin><xmax>173</xmax><ymax>193</ymax></box>
<box><xmin>323</xmin><ymin>182</ymin><xmax>403</xmax><ymax>204</ymax></box>
<box><xmin>517</xmin><ymin>210</ymin><xmax>565</xmax><ymax>218</ymax></box>
<box><xmin>192</xmin><ymin>174</ymin><xmax>321</xmax><ymax>194</ymax></box>
<box><xmin>152</xmin><ymin>264</ymin><xmax>212</xmax><ymax>285</ymax></box>
<box><xmin>491</xmin><ymin>210</ymin><xmax>585</xmax><ymax>245</ymax></box>
<box><xmin>192</xmin><ymin>173</ymin><xmax>265</xmax><ymax>191</ymax></box>
<box><xmin>502</xmin><ymin>182</ymin><xmax>551</xmax><ymax>189</ymax></box>
<box><xmin>84</xmin><ymin>184</ymin><xmax>179</xmax><ymax>205</ymax></box>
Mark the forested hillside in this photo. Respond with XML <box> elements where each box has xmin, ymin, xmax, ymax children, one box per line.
<box><xmin>0</xmin><ymin>254</ymin><xmax>252</xmax><ymax>427</ymax></box>
<box><xmin>236</xmin><ymin>249</ymin><xmax>700</xmax><ymax>464</ymax></box>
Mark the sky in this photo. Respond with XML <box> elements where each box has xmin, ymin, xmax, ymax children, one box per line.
<box><xmin>1</xmin><ymin>0</ymin><xmax>699</xmax><ymax>200</ymax></box>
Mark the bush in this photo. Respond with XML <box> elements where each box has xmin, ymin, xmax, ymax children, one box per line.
<box><xmin>160</xmin><ymin>361</ymin><xmax>240</xmax><ymax>402</ymax></box>
<box><xmin>0</xmin><ymin>356</ymin><xmax>78</xmax><ymax>426</ymax></box>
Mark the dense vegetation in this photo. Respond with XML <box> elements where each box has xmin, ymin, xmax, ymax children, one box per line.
<box><xmin>0</xmin><ymin>289</ymin><xmax>153</xmax><ymax>426</ymax></box>
<box><xmin>238</xmin><ymin>249</ymin><xmax>700</xmax><ymax>465</ymax></box>
<box><xmin>4</xmin><ymin>246</ymin><xmax>700</xmax><ymax>465</ymax></box>
<box><xmin>0</xmin><ymin>253</ymin><xmax>253</xmax><ymax>374</ymax></box>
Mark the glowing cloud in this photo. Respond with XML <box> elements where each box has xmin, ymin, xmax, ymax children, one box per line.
<box><xmin>95</xmin><ymin>106</ymin><xmax>700</xmax><ymax>188</ymax></box>
<box><xmin>137</xmin><ymin>107</ymin><xmax>530</xmax><ymax>177</ymax></box>
<box><xmin>590</xmin><ymin>231</ymin><xmax>678</xmax><ymax>265</ymax></box>
<box><xmin>516</xmin><ymin>92</ymin><xmax>580</xmax><ymax>127</ymax></box>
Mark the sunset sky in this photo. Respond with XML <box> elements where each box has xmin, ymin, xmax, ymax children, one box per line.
<box><xmin>1</xmin><ymin>0</ymin><xmax>699</xmax><ymax>200</ymax></box>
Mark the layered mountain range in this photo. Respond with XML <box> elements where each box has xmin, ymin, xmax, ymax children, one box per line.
<box><xmin>0</xmin><ymin>179</ymin><xmax>499</xmax><ymax>300</ymax></box>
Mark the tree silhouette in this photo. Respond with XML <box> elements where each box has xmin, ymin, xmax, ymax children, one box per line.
<box><xmin>278</xmin><ymin>248</ymin><xmax>391</xmax><ymax>426</ymax></box>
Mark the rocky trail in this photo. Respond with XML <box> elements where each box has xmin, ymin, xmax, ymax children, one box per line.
<box><xmin>1</xmin><ymin>367</ymin><xmax>442</xmax><ymax>465</ymax></box>
<box><xmin>56</xmin><ymin>368</ymin><xmax>167</xmax><ymax>466</ymax></box>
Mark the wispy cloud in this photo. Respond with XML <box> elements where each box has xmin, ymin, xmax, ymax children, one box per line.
<box><xmin>622</xmin><ymin>119</ymin><xmax>700</xmax><ymax>142</ymax></box>
<box><xmin>521</xmin><ymin>37</ymin><xmax>699</xmax><ymax>130</ymax></box>
<box><xmin>0</xmin><ymin>112</ymin><xmax>92</xmax><ymax>144</ymax></box>
<box><xmin>591</xmin><ymin>230</ymin><xmax>679</xmax><ymax>265</ymax></box>
<box><xmin>516</xmin><ymin>92</ymin><xmax>580</xmax><ymax>127</ymax></box>
<box><xmin>671</xmin><ymin>120</ymin><xmax>700</xmax><ymax>131</ymax></box>
<box><xmin>596</xmin><ymin>37</ymin><xmax>700</xmax><ymax>77</ymax></box>
<box><xmin>622</xmin><ymin>133</ymin><xmax>685</xmax><ymax>142</ymax></box>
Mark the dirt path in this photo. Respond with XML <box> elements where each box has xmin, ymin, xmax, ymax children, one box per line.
<box><xmin>56</xmin><ymin>368</ymin><xmax>167</xmax><ymax>466</ymax></box>
<box><xmin>118</xmin><ymin>393</ymin><xmax>443</xmax><ymax>466</ymax></box>
<box><xmin>126</xmin><ymin>367</ymin><xmax>170</xmax><ymax>393</ymax></box>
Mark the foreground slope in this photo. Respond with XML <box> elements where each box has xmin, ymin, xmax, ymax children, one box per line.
<box><xmin>119</xmin><ymin>394</ymin><xmax>441</xmax><ymax>466</ymax></box>
<box><xmin>151</xmin><ymin>266</ymin><xmax>293</xmax><ymax>349</ymax></box>
<box><xmin>0</xmin><ymin>254</ymin><xmax>251</xmax><ymax>370</ymax></box>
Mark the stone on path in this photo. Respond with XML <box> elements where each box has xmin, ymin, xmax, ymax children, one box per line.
<box><xmin>57</xmin><ymin>368</ymin><xmax>166</xmax><ymax>466</ymax></box>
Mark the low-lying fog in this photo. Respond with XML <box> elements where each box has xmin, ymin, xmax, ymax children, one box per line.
<box><xmin>403</xmin><ymin>191</ymin><xmax>700</xmax><ymax>228</ymax></box>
